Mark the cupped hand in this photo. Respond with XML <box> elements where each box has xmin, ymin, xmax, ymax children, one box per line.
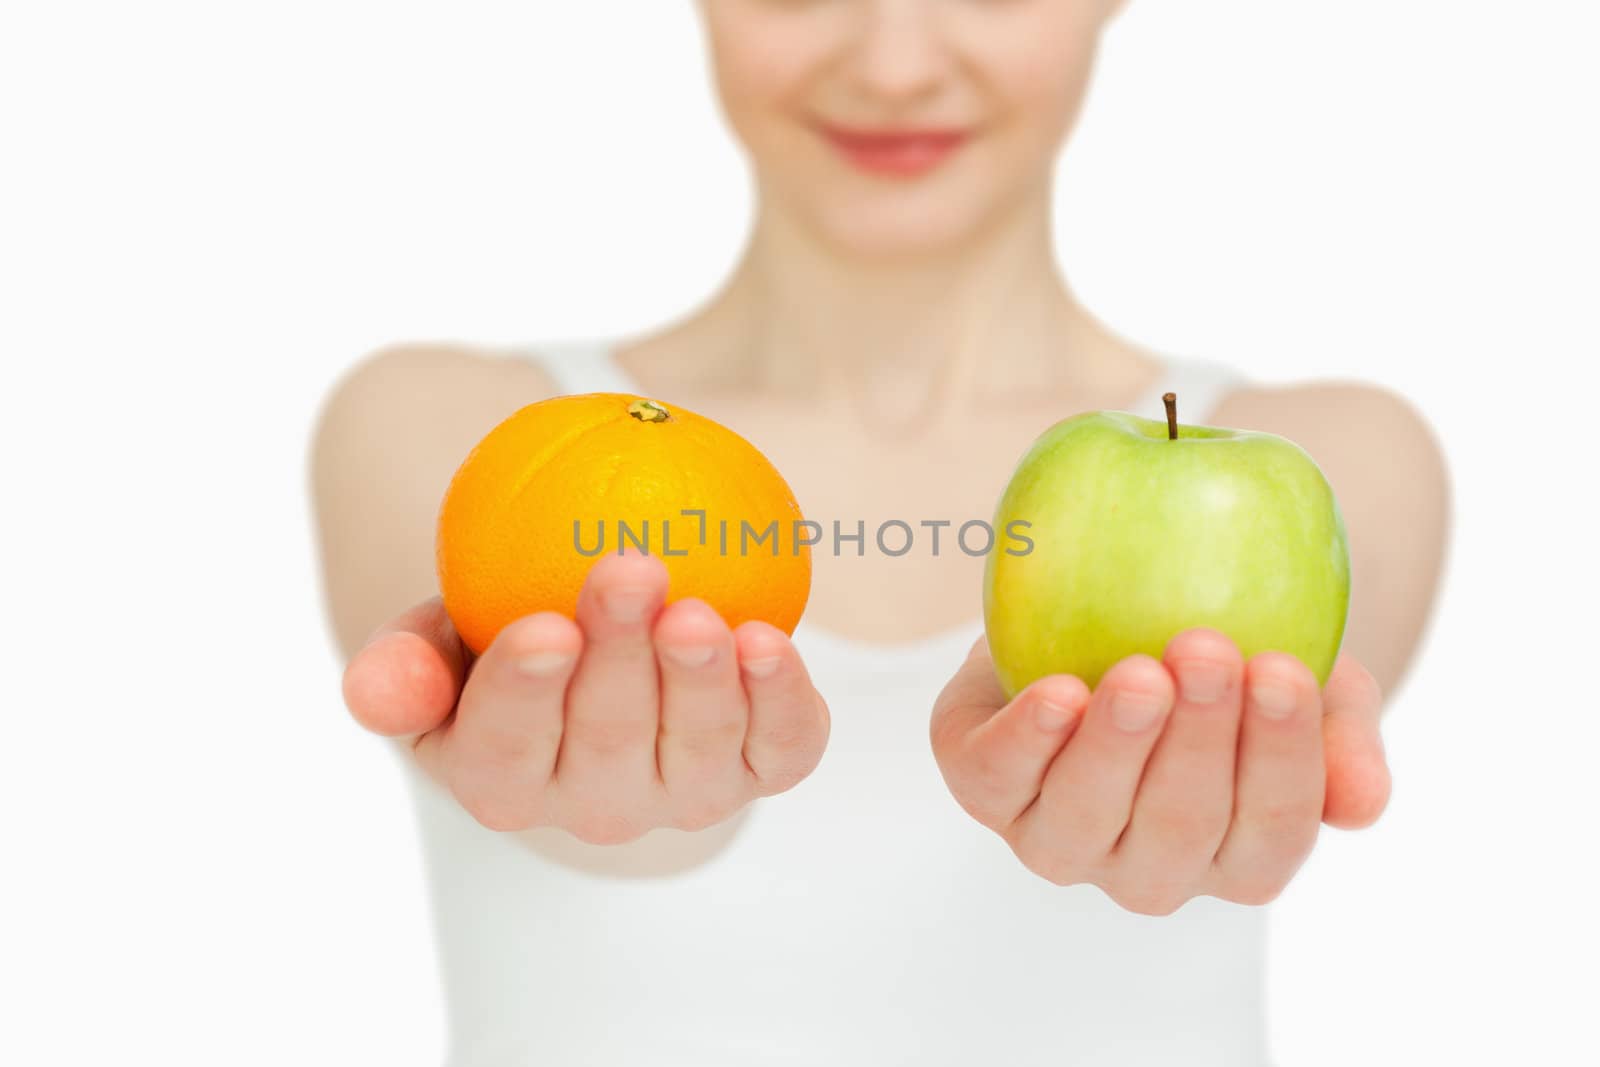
<box><xmin>929</xmin><ymin>629</ymin><xmax>1390</xmax><ymax>915</ymax></box>
<box><xmin>341</xmin><ymin>549</ymin><xmax>831</xmax><ymax>843</ymax></box>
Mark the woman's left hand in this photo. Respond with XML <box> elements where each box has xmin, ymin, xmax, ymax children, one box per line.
<box><xmin>929</xmin><ymin>628</ymin><xmax>1391</xmax><ymax>915</ymax></box>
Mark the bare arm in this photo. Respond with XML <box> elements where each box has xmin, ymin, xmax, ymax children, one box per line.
<box><xmin>311</xmin><ymin>343</ymin><xmax>560</xmax><ymax>658</ymax></box>
<box><xmin>310</xmin><ymin>344</ymin><xmax>828</xmax><ymax>875</ymax></box>
<box><xmin>929</xmin><ymin>377</ymin><xmax>1449</xmax><ymax>912</ymax></box>
<box><xmin>1212</xmin><ymin>379</ymin><xmax>1452</xmax><ymax>701</ymax></box>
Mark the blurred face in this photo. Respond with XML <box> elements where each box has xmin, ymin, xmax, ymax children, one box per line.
<box><xmin>700</xmin><ymin>0</ymin><xmax>1125</xmax><ymax>259</ymax></box>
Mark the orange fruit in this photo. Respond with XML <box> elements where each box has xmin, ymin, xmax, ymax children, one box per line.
<box><xmin>436</xmin><ymin>392</ymin><xmax>812</xmax><ymax>655</ymax></box>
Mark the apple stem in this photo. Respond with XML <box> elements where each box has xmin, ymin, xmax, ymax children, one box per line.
<box><xmin>1164</xmin><ymin>392</ymin><xmax>1178</xmax><ymax>440</ymax></box>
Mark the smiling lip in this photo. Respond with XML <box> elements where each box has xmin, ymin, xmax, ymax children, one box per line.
<box><xmin>817</xmin><ymin>124</ymin><xmax>971</xmax><ymax>178</ymax></box>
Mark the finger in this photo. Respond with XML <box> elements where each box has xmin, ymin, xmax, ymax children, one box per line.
<box><xmin>1114</xmin><ymin>629</ymin><xmax>1244</xmax><ymax>890</ymax></box>
<box><xmin>416</xmin><ymin>610</ymin><xmax>582</xmax><ymax>828</ymax></box>
<box><xmin>736</xmin><ymin>620</ymin><xmax>828</xmax><ymax>796</ymax></box>
<box><xmin>654</xmin><ymin>597</ymin><xmax>749</xmax><ymax>827</ymax></box>
<box><xmin>1209</xmin><ymin>652</ymin><xmax>1325</xmax><ymax>905</ymax></box>
<box><xmin>1320</xmin><ymin>653</ymin><xmax>1391</xmax><ymax>829</ymax></box>
<box><xmin>341</xmin><ymin>596</ymin><xmax>468</xmax><ymax>738</ymax></box>
<box><xmin>555</xmin><ymin>550</ymin><xmax>670</xmax><ymax>802</ymax></box>
<box><xmin>1011</xmin><ymin>654</ymin><xmax>1176</xmax><ymax>868</ymax></box>
<box><xmin>933</xmin><ymin>667</ymin><xmax>1091</xmax><ymax>832</ymax></box>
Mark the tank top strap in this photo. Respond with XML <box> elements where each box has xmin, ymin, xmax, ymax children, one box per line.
<box><xmin>515</xmin><ymin>340</ymin><xmax>635</xmax><ymax>396</ymax></box>
<box><xmin>1142</xmin><ymin>354</ymin><xmax>1252</xmax><ymax>423</ymax></box>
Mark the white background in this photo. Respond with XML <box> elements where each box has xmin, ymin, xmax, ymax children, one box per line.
<box><xmin>3</xmin><ymin>1</ymin><xmax>1597</xmax><ymax>1064</ymax></box>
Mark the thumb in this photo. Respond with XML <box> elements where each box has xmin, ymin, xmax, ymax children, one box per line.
<box><xmin>1320</xmin><ymin>653</ymin><xmax>1391</xmax><ymax>829</ymax></box>
<box><xmin>341</xmin><ymin>596</ymin><xmax>469</xmax><ymax>739</ymax></box>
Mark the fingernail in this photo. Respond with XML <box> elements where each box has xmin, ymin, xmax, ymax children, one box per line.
<box><xmin>604</xmin><ymin>588</ymin><xmax>651</xmax><ymax>624</ymax></box>
<box><xmin>1112</xmin><ymin>689</ymin><xmax>1168</xmax><ymax>733</ymax></box>
<box><xmin>516</xmin><ymin>650</ymin><xmax>574</xmax><ymax>677</ymax></box>
<box><xmin>663</xmin><ymin>644</ymin><xmax>714</xmax><ymax>668</ymax></box>
<box><xmin>1035</xmin><ymin>699</ymin><xmax>1075</xmax><ymax>732</ymax></box>
<box><xmin>1176</xmin><ymin>660</ymin><xmax>1228</xmax><ymax>705</ymax></box>
<box><xmin>741</xmin><ymin>655</ymin><xmax>781</xmax><ymax>679</ymax></box>
<box><xmin>1250</xmin><ymin>679</ymin><xmax>1297</xmax><ymax>720</ymax></box>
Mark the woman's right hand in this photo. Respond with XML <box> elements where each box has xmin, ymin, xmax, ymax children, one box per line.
<box><xmin>341</xmin><ymin>549</ymin><xmax>830</xmax><ymax>843</ymax></box>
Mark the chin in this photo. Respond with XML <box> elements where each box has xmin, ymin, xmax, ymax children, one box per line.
<box><xmin>792</xmin><ymin>176</ymin><xmax>1022</xmax><ymax>261</ymax></box>
<box><xmin>814</xmin><ymin>203</ymin><xmax>992</xmax><ymax>260</ymax></box>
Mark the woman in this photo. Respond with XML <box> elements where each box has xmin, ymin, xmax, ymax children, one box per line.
<box><xmin>314</xmin><ymin>1</ymin><xmax>1449</xmax><ymax>1063</ymax></box>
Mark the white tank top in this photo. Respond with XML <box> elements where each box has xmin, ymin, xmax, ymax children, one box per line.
<box><xmin>404</xmin><ymin>342</ymin><xmax>1268</xmax><ymax>1067</ymax></box>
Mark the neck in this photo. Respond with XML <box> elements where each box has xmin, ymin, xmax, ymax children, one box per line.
<box><xmin>681</xmin><ymin>183</ymin><xmax>1114</xmax><ymax>431</ymax></box>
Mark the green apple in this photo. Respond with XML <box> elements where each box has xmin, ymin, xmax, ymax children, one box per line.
<box><xmin>983</xmin><ymin>396</ymin><xmax>1350</xmax><ymax>699</ymax></box>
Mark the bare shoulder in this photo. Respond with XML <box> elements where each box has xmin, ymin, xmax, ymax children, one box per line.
<box><xmin>1213</xmin><ymin>377</ymin><xmax>1438</xmax><ymax>446</ymax></box>
<box><xmin>1210</xmin><ymin>377</ymin><xmax>1451</xmax><ymax>506</ymax></box>
<box><xmin>313</xmin><ymin>340</ymin><xmax>559</xmax><ymax>453</ymax></box>
<box><xmin>311</xmin><ymin>341</ymin><xmax>560</xmax><ymax>656</ymax></box>
<box><xmin>1212</xmin><ymin>376</ymin><xmax>1452</xmax><ymax>694</ymax></box>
